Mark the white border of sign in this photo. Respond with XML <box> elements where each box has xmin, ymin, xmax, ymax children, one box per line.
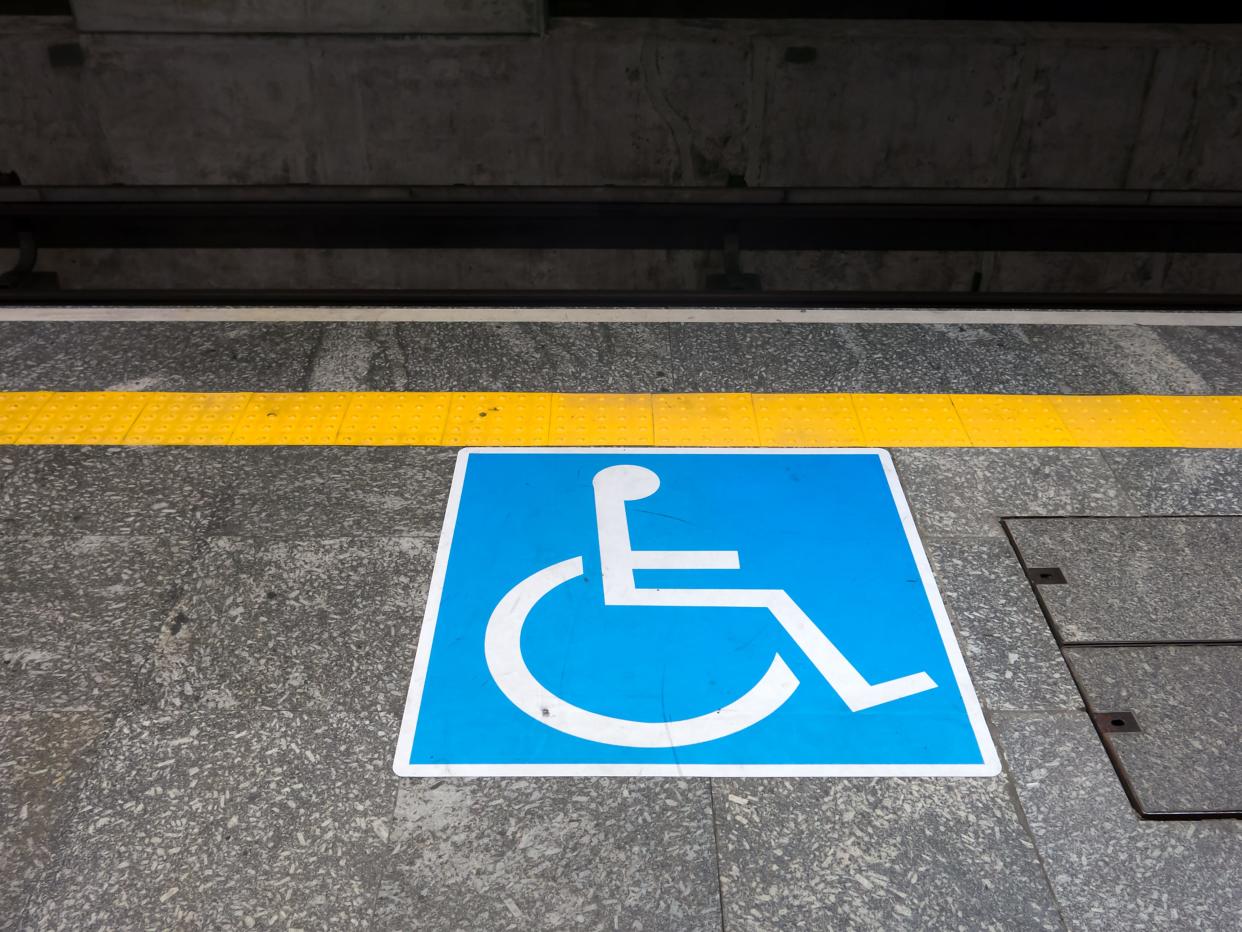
<box><xmin>393</xmin><ymin>448</ymin><xmax>1001</xmax><ymax>777</ymax></box>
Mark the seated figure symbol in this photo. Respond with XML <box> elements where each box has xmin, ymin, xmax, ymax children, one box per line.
<box><xmin>483</xmin><ymin>464</ymin><xmax>936</xmax><ymax>748</ymax></box>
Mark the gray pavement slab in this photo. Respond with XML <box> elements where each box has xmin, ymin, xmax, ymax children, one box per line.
<box><xmin>848</xmin><ymin>324</ymin><xmax>1063</xmax><ymax>393</ymax></box>
<box><xmin>210</xmin><ymin>446</ymin><xmax>456</xmax><ymax>539</ymax></box>
<box><xmin>713</xmin><ymin>776</ymin><xmax>1062</xmax><ymax>932</ymax></box>
<box><xmin>894</xmin><ymin>448</ymin><xmax>1128</xmax><ymax>538</ymax></box>
<box><xmin>1</xmin><ymin>535</ymin><xmax>193</xmax><ymax>711</ymax></box>
<box><xmin>156</xmin><ymin>536</ymin><xmax>433</xmax><ymax>715</ymax></box>
<box><xmin>0</xmin><ymin>446</ymin><xmax>231</xmax><ymax>537</ymax></box>
<box><xmin>308</xmin><ymin>322</ymin><xmax>674</xmax><ymax>393</ymax></box>
<box><xmin>0</xmin><ymin>449</ymin><xmax>22</xmax><ymax>490</ymax></box>
<box><xmin>1007</xmin><ymin>517</ymin><xmax>1242</xmax><ymax>642</ymax></box>
<box><xmin>1102</xmin><ymin>449</ymin><xmax>1242</xmax><ymax>515</ymax></box>
<box><xmin>669</xmin><ymin>323</ymin><xmax>863</xmax><ymax>392</ymax></box>
<box><xmin>307</xmin><ymin>322</ymin><xmax>411</xmax><ymax>391</ymax></box>
<box><xmin>0</xmin><ymin>322</ymin><xmax>321</xmax><ymax>392</ymax></box>
<box><xmin>0</xmin><ymin>320</ymin><xmax>1234</xmax><ymax>398</ymax></box>
<box><xmin>1154</xmin><ymin>326</ymin><xmax>1242</xmax><ymax>394</ymax></box>
<box><xmin>1017</xmin><ymin>324</ymin><xmax>1212</xmax><ymax>395</ymax></box>
<box><xmin>0</xmin><ymin>318</ymin><xmax>1239</xmax><ymax>931</ymax></box>
<box><xmin>997</xmin><ymin>711</ymin><xmax>1242</xmax><ymax>932</ymax></box>
<box><xmin>374</xmin><ymin>777</ymin><xmax>721</xmax><ymax>932</ymax></box>
<box><xmin>400</xmin><ymin>322</ymin><xmax>670</xmax><ymax>393</ymax></box>
<box><xmin>669</xmin><ymin>322</ymin><xmax>1062</xmax><ymax>394</ymax></box>
<box><xmin>22</xmin><ymin>710</ymin><xmax>398</xmax><ymax>931</ymax></box>
<box><xmin>0</xmin><ymin>712</ymin><xmax>113</xmax><ymax>932</ymax></box>
<box><xmin>924</xmin><ymin>537</ymin><xmax>1081</xmax><ymax>711</ymax></box>
<box><xmin>1064</xmin><ymin>645</ymin><xmax>1242</xmax><ymax>815</ymax></box>
<box><xmin>667</xmin><ymin>323</ymin><xmax>1223</xmax><ymax>395</ymax></box>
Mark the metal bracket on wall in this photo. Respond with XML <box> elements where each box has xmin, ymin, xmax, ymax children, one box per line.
<box><xmin>705</xmin><ymin>231</ymin><xmax>762</xmax><ymax>292</ymax></box>
<box><xmin>0</xmin><ymin>230</ymin><xmax>36</xmax><ymax>288</ymax></box>
<box><xmin>0</xmin><ymin>230</ymin><xmax>58</xmax><ymax>291</ymax></box>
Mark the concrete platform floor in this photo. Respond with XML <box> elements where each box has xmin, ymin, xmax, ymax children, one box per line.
<box><xmin>2</xmin><ymin>318</ymin><xmax>1241</xmax><ymax>931</ymax></box>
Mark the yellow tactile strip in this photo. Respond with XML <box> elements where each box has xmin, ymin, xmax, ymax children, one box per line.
<box><xmin>2</xmin><ymin>392</ymin><xmax>1240</xmax><ymax>448</ymax></box>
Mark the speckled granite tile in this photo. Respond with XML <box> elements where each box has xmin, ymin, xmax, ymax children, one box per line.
<box><xmin>1</xmin><ymin>535</ymin><xmax>193</xmax><ymax>711</ymax></box>
<box><xmin>894</xmin><ymin>448</ymin><xmax>1128</xmax><ymax>538</ymax></box>
<box><xmin>672</xmin><ymin>322</ymin><xmax>1064</xmax><ymax>393</ymax></box>
<box><xmin>374</xmin><ymin>778</ymin><xmax>720</xmax><ymax>932</ymax></box>
<box><xmin>1102</xmin><ymin>449</ymin><xmax>1242</xmax><ymax>515</ymax></box>
<box><xmin>23</xmin><ymin>711</ymin><xmax>398</xmax><ymax>931</ymax></box>
<box><xmin>156</xmin><ymin>536</ymin><xmax>433</xmax><ymax>714</ymax></box>
<box><xmin>669</xmin><ymin>323</ymin><xmax>863</xmax><ymax>392</ymax></box>
<box><xmin>0</xmin><ymin>712</ymin><xmax>112</xmax><ymax>932</ymax></box>
<box><xmin>924</xmin><ymin>538</ymin><xmax>1080</xmax><ymax>711</ymax></box>
<box><xmin>210</xmin><ymin>446</ymin><xmax>456</xmax><ymax>538</ymax></box>
<box><xmin>1007</xmin><ymin>517</ymin><xmax>1242</xmax><ymax>642</ymax></box>
<box><xmin>382</xmin><ymin>322</ymin><xmax>673</xmax><ymax>392</ymax></box>
<box><xmin>713</xmin><ymin>777</ymin><xmax>1062</xmax><ymax>932</ymax></box>
<box><xmin>307</xmin><ymin>322</ymin><xmax>411</xmax><ymax>390</ymax></box>
<box><xmin>1018</xmin><ymin>325</ymin><xmax>1213</xmax><ymax>394</ymax></box>
<box><xmin>1064</xmin><ymin>645</ymin><xmax>1242</xmax><ymax>815</ymax></box>
<box><xmin>845</xmin><ymin>324</ymin><xmax>1066</xmax><ymax>393</ymax></box>
<box><xmin>668</xmin><ymin>323</ymin><xmax>1220</xmax><ymax>395</ymax></box>
<box><xmin>1153</xmin><ymin>326</ymin><xmax>1242</xmax><ymax>394</ymax></box>
<box><xmin>997</xmin><ymin>712</ymin><xmax>1242</xmax><ymax>931</ymax></box>
<box><xmin>0</xmin><ymin>322</ymin><xmax>321</xmax><ymax>391</ymax></box>
<box><xmin>0</xmin><ymin>447</ymin><xmax>231</xmax><ymax>537</ymax></box>
<box><xmin>0</xmin><ymin>449</ymin><xmax>23</xmax><ymax>489</ymax></box>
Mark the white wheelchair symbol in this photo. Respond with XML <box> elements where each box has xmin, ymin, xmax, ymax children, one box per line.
<box><xmin>484</xmin><ymin>465</ymin><xmax>937</xmax><ymax>748</ymax></box>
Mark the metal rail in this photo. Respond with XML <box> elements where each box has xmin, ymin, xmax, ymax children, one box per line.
<box><xmin>5</xmin><ymin>197</ymin><xmax>1242</xmax><ymax>252</ymax></box>
<box><xmin>1</xmin><ymin>289</ymin><xmax>1241</xmax><ymax>309</ymax></box>
<box><xmin>5</xmin><ymin>188</ymin><xmax>1242</xmax><ymax>302</ymax></box>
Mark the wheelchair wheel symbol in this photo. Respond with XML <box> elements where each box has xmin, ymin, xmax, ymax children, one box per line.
<box><xmin>484</xmin><ymin>465</ymin><xmax>937</xmax><ymax>748</ymax></box>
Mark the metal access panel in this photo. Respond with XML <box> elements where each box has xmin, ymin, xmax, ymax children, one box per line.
<box><xmin>1006</xmin><ymin>516</ymin><xmax>1242</xmax><ymax>644</ymax></box>
<box><xmin>1063</xmin><ymin>646</ymin><xmax>1242</xmax><ymax>817</ymax></box>
<box><xmin>1006</xmin><ymin>517</ymin><xmax>1242</xmax><ymax>818</ymax></box>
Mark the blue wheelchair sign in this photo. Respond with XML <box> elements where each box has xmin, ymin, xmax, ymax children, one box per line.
<box><xmin>394</xmin><ymin>448</ymin><xmax>998</xmax><ymax>776</ymax></box>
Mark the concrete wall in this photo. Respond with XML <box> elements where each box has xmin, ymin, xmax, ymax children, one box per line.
<box><xmin>69</xmin><ymin>0</ymin><xmax>542</xmax><ymax>35</ymax></box>
<box><xmin>4</xmin><ymin>247</ymin><xmax>1230</xmax><ymax>294</ymax></box>
<box><xmin>4</xmin><ymin>15</ymin><xmax>1242</xmax><ymax>292</ymax></box>
<box><xmin>4</xmin><ymin>17</ymin><xmax>1242</xmax><ymax>189</ymax></box>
